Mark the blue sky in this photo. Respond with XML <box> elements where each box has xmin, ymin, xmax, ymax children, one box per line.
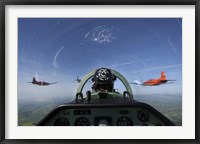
<box><xmin>18</xmin><ymin>18</ymin><xmax>182</xmax><ymax>102</ymax></box>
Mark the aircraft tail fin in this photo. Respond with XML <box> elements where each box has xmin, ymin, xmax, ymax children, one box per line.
<box><xmin>33</xmin><ymin>77</ymin><xmax>37</xmax><ymax>82</ymax></box>
<box><xmin>160</xmin><ymin>71</ymin><xmax>166</xmax><ymax>80</ymax></box>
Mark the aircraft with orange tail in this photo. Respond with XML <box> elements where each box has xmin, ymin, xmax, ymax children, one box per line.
<box><xmin>129</xmin><ymin>71</ymin><xmax>176</xmax><ymax>86</ymax></box>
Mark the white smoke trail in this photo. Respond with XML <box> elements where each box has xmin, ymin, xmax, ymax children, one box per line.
<box><xmin>110</xmin><ymin>57</ymin><xmax>153</xmax><ymax>68</ymax></box>
<box><xmin>131</xmin><ymin>64</ymin><xmax>182</xmax><ymax>73</ymax></box>
<box><xmin>176</xmin><ymin>18</ymin><xmax>182</xmax><ymax>29</ymax></box>
<box><xmin>168</xmin><ymin>37</ymin><xmax>177</xmax><ymax>53</ymax></box>
<box><xmin>52</xmin><ymin>46</ymin><xmax>64</xmax><ymax>68</ymax></box>
<box><xmin>85</xmin><ymin>25</ymin><xmax>117</xmax><ymax>44</ymax></box>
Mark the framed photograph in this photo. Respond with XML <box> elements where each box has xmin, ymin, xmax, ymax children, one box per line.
<box><xmin>1</xmin><ymin>0</ymin><xmax>199</xmax><ymax>143</ymax></box>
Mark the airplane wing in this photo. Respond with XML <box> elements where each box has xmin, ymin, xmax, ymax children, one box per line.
<box><xmin>164</xmin><ymin>82</ymin><xmax>175</xmax><ymax>84</ymax></box>
<box><xmin>160</xmin><ymin>80</ymin><xmax>176</xmax><ymax>85</ymax></box>
<box><xmin>153</xmin><ymin>81</ymin><xmax>175</xmax><ymax>86</ymax></box>
<box><xmin>129</xmin><ymin>82</ymin><xmax>139</xmax><ymax>85</ymax></box>
<box><xmin>48</xmin><ymin>82</ymin><xmax>57</xmax><ymax>85</ymax></box>
<box><xmin>129</xmin><ymin>82</ymin><xmax>144</xmax><ymax>86</ymax></box>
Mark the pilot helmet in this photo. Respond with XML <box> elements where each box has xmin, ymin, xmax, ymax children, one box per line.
<box><xmin>92</xmin><ymin>68</ymin><xmax>116</xmax><ymax>91</ymax></box>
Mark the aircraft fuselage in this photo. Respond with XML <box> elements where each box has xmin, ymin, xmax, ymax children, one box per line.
<box><xmin>32</xmin><ymin>81</ymin><xmax>50</xmax><ymax>86</ymax></box>
<box><xmin>143</xmin><ymin>79</ymin><xmax>167</xmax><ymax>86</ymax></box>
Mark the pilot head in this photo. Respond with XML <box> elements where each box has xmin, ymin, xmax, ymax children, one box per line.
<box><xmin>92</xmin><ymin>68</ymin><xmax>116</xmax><ymax>92</ymax></box>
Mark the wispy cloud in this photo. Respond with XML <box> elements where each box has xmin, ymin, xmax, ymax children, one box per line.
<box><xmin>52</xmin><ymin>46</ymin><xmax>64</xmax><ymax>68</ymax></box>
<box><xmin>168</xmin><ymin>37</ymin><xmax>177</xmax><ymax>53</ymax></box>
<box><xmin>131</xmin><ymin>64</ymin><xmax>182</xmax><ymax>73</ymax></box>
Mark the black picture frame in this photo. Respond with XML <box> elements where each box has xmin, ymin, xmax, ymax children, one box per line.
<box><xmin>0</xmin><ymin>0</ymin><xmax>199</xmax><ymax>144</ymax></box>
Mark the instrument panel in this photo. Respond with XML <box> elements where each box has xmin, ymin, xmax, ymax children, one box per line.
<box><xmin>37</xmin><ymin>102</ymin><xmax>175</xmax><ymax>126</ymax></box>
